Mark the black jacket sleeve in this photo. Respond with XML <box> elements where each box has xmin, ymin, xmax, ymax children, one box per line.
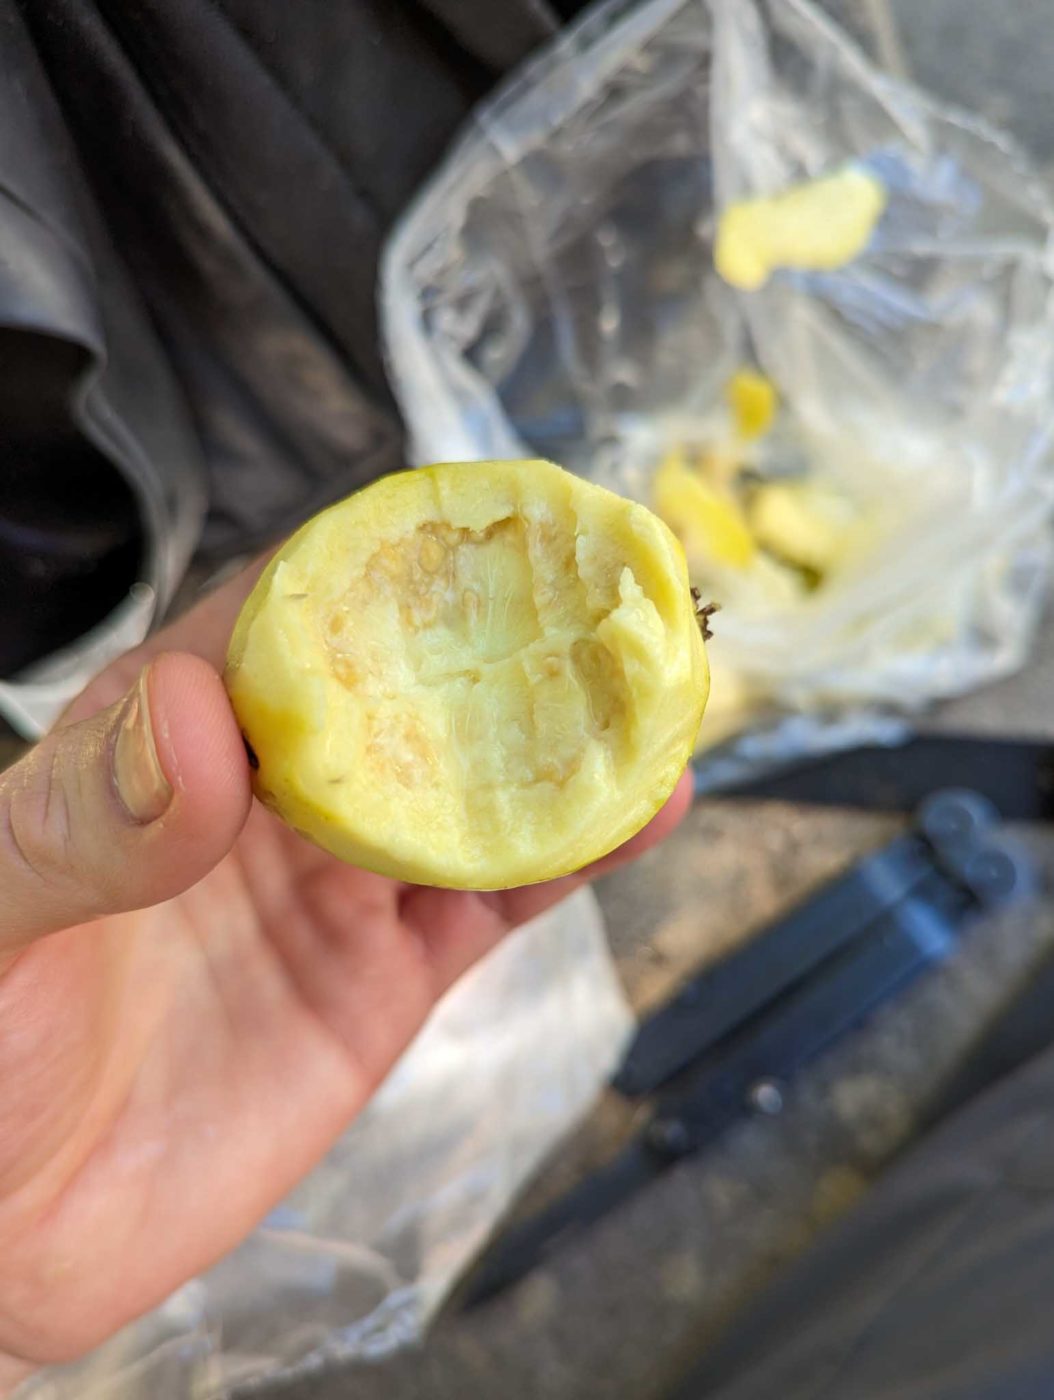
<box><xmin>0</xmin><ymin>0</ymin><xmax>564</xmax><ymax>727</ymax></box>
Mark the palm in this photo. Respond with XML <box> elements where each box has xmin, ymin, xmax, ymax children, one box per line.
<box><xmin>0</xmin><ymin>560</ymin><xmax>688</xmax><ymax>1371</ymax></box>
<box><xmin>0</xmin><ymin>799</ymin><xmax>574</xmax><ymax>1361</ymax></box>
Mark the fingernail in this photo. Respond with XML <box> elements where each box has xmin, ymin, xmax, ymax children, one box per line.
<box><xmin>113</xmin><ymin>668</ymin><xmax>173</xmax><ymax>823</ymax></box>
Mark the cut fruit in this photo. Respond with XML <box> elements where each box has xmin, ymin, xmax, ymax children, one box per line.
<box><xmin>653</xmin><ymin>447</ymin><xmax>756</xmax><ymax>570</ymax></box>
<box><xmin>715</xmin><ymin>166</ymin><xmax>887</xmax><ymax>291</ymax></box>
<box><xmin>225</xmin><ymin>459</ymin><xmax>709</xmax><ymax>889</ymax></box>
<box><xmin>726</xmin><ymin>369</ymin><xmax>778</xmax><ymax>441</ymax></box>
<box><xmin>749</xmin><ymin>480</ymin><xmax>857</xmax><ymax>574</ymax></box>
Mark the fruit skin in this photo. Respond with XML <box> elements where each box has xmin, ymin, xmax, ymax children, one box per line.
<box><xmin>225</xmin><ymin>460</ymin><xmax>709</xmax><ymax>890</ymax></box>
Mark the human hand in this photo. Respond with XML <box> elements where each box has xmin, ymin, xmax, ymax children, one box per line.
<box><xmin>0</xmin><ymin>558</ymin><xmax>690</xmax><ymax>1383</ymax></box>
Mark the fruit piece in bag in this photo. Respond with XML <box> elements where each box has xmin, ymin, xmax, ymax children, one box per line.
<box><xmin>225</xmin><ymin>460</ymin><xmax>709</xmax><ymax>889</ymax></box>
<box><xmin>653</xmin><ymin>446</ymin><xmax>757</xmax><ymax>570</ymax></box>
<box><xmin>749</xmin><ymin>479</ymin><xmax>859</xmax><ymax>575</ymax></box>
<box><xmin>726</xmin><ymin>368</ymin><xmax>778</xmax><ymax>441</ymax></box>
<box><xmin>716</xmin><ymin>166</ymin><xmax>887</xmax><ymax>291</ymax></box>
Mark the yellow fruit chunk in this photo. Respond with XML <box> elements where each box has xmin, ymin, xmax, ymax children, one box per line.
<box><xmin>726</xmin><ymin>368</ymin><xmax>778</xmax><ymax>441</ymax></box>
<box><xmin>715</xmin><ymin>166</ymin><xmax>887</xmax><ymax>291</ymax></box>
<box><xmin>653</xmin><ymin>448</ymin><xmax>756</xmax><ymax>569</ymax></box>
<box><xmin>226</xmin><ymin>460</ymin><xmax>709</xmax><ymax>889</ymax></box>
<box><xmin>749</xmin><ymin>481</ymin><xmax>856</xmax><ymax>574</ymax></box>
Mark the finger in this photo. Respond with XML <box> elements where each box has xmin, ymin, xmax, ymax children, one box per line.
<box><xmin>400</xmin><ymin>769</ymin><xmax>694</xmax><ymax>992</ymax></box>
<box><xmin>61</xmin><ymin>553</ymin><xmax>272</xmax><ymax>727</ymax></box>
<box><xmin>0</xmin><ymin>653</ymin><xmax>251</xmax><ymax>958</ymax></box>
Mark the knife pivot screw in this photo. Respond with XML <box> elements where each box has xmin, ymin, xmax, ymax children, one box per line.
<box><xmin>747</xmin><ymin>1079</ymin><xmax>784</xmax><ymax>1116</ymax></box>
<box><xmin>647</xmin><ymin>1117</ymin><xmax>693</xmax><ymax>1158</ymax></box>
<box><xmin>964</xmin><ymin>848</ymin><xmax>1018</xmax><ymax>902</ymax></box>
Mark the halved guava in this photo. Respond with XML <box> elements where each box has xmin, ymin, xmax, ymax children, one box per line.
<box><xmin>226</xmin><ymin>460</ymin><xmax>708</xmax><ymax>889</ymax></box>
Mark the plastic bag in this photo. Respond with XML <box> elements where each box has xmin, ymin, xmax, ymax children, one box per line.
<box><xmin>18</xmin><ymin>889</ymin><xmax>632</xmax><ymax>1399</ymax></box>
<box><xmin>382</xmin><ymin>0</ymin><xmax>1054</xmax><ymax>778</ymax></box>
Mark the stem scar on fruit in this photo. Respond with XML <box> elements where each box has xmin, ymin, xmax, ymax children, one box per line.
<box><xmin>691</xmin><ymin>588</ymin><xmax>719</xmax><ymax>641</ymax></box>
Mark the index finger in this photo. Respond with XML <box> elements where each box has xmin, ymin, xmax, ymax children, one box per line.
<box><xmin>61</xmin><ymin>553</ymin><xmax>272</xmax><ymax>726</ymax></box>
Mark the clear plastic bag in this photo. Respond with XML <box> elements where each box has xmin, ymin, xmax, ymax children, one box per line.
<box><xmin>18</xmin><ymin>889</ymin><xmax>631</xmax><ymax>1399</ymax></box>
<box><xmin>20</xmin><ymin>6</ymin><xmax>1054</xmax><ymax>1396</ymax></box>
<box><xmin>382</xmin><ymin>0</ymin><xmax>1054</xmax><ymax>776</ymax></box>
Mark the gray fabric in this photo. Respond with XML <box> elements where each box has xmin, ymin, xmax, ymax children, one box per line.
<box><xmin>0</xmin><ymin>0</ymin><xmax>206</xmax><ymax>675</ymax></box>
<box><xmin>672</xmin><ymin>1043</ymin><xmax>1054</xmax><ymax>1400</ymax></box>
<box><xmin>0</xmin><ymin>0</ymin><xmax>568</xmax><ymax>694</ymax></box>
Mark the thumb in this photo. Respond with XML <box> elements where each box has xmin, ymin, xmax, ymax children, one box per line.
<box><xmin>0</xmin><ymin>653</ymin><xmax>251</xmax><ymax>956</ymax></box>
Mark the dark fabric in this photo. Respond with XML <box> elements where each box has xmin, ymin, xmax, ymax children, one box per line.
<box><xmin>0</xmin><ymin>0</ymin><xmax>207</xmax><ymax>673</ymax></box>
<box><xmin>912</xmin><ymin>944</ymin><xmax>1054</xmax><ymax>1140</ymax></box>
<box><xmin>669</xmin><ymin>1039</ymin><xmax>1054</xmax><ymax>1400</ymax></box>
<box><xmin>1</xmin><ymin>0</ymin><xmax>572</xmax><ymax>675</ymax></box>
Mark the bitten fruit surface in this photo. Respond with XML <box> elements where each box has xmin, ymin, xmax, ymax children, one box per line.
<box><xmin>226</xmin><ymin>459</ymin><xmax>709</xmax><ymax>888</ymax></box>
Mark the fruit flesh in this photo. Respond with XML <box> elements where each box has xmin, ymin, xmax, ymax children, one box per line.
<box><xmin>715</xmin><ymin>166</ymin><xmax>887</xmax><ymax>291</ymax></box>
<box><xmin>226</xmin><ymin>460</ymin><xmax>708</xmax><ymax>889</ymax></box>
<box><xmin>653</xmin><ymin>449</ymin><xmax>756</xmax><ymax>571</ymax></box>
<box><xmin>726</xmin><ymin>369</ymin><xmax>778</xmax><ymax>441</ymax></box>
